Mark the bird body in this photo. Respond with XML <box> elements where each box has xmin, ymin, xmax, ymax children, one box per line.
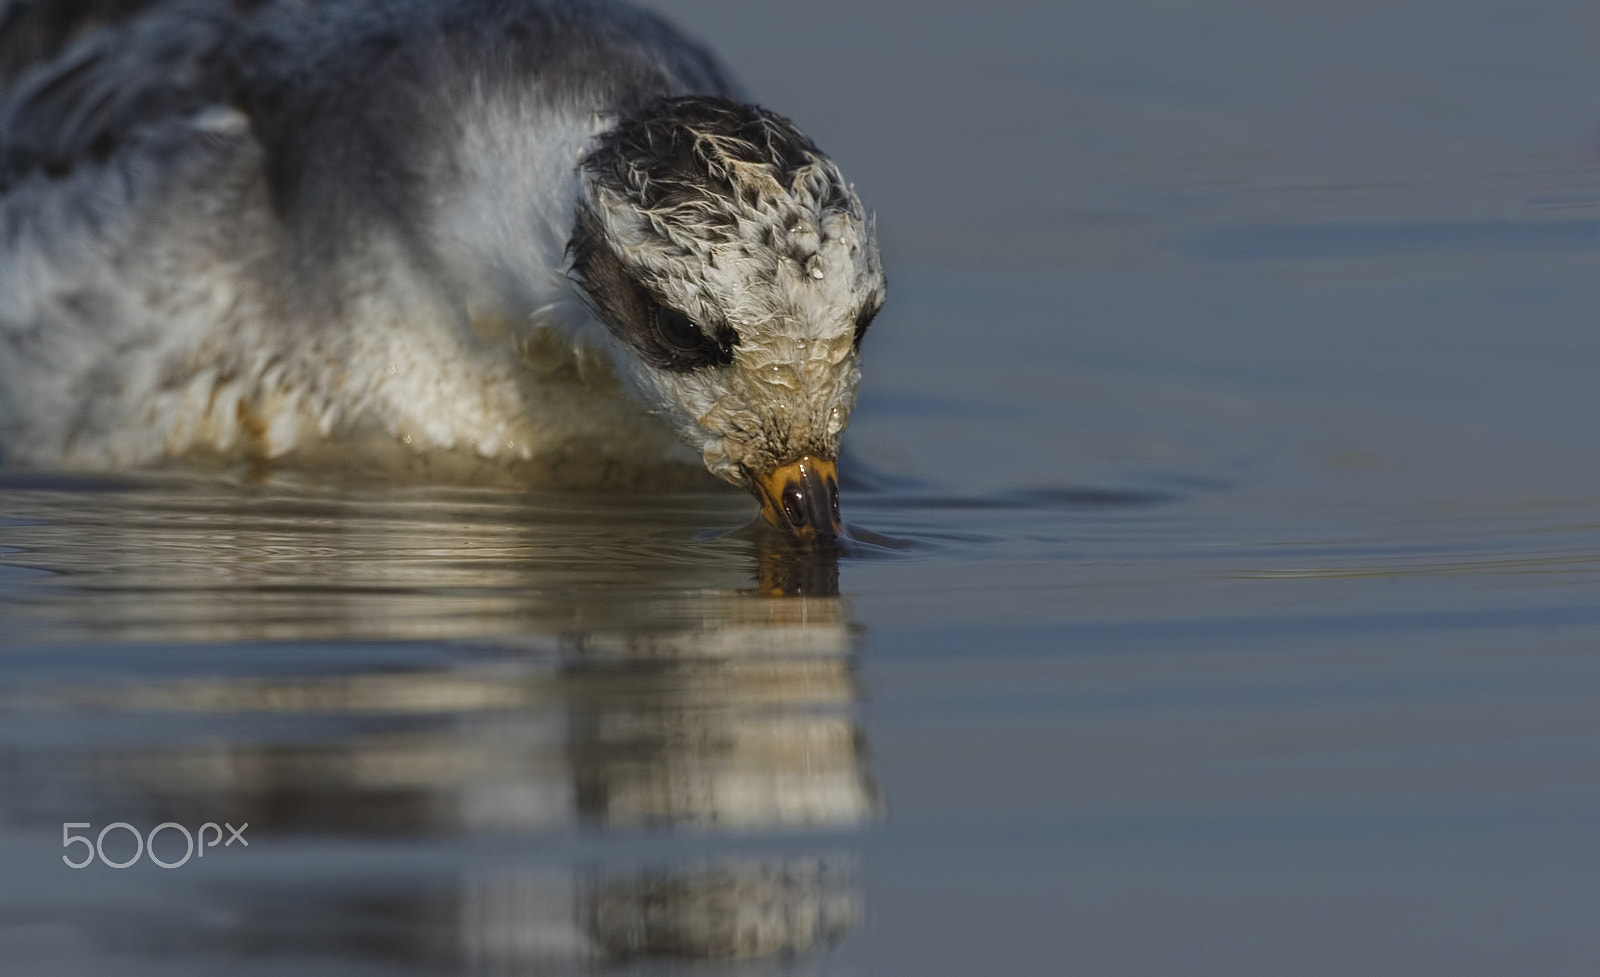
<box><xmin>0</xmin><ymin>0</ymin><xmax>884</xmax><ymax>531</ymax></box>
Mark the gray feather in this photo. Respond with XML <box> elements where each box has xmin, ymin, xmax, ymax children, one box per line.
<box><xmin>0</xmin><ymin>0</ymin><xmax>169</xmax><ymax>89</ymax></box>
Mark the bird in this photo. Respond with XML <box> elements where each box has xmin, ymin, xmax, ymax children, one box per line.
<box><xmin>0</xmin><ymin>0</ymin><xmax>886</xmax><ymax>543</ymax></box>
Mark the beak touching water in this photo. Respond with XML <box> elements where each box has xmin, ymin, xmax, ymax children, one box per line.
<box><xmin>750</xmin><ymin>455</ymin><xmax>842</xmax><ymax>544</ymax></box>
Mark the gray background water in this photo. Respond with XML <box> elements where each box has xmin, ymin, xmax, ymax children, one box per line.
<box><xmin>2</xmin><ymin>0</ymin><xmax>1599</xmax><ymax>973</ymax></box>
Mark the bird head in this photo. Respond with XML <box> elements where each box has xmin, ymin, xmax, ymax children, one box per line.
<box><xmin>568</xmin><ymin>96</ymin><xmax>884</xmax><ymax>544</ymax></box>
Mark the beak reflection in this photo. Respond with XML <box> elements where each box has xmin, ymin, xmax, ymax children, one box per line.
<box><xmin>752</xmin><ymin>455</ymin><xmax>842</xmax><ymax>543</ymax></box>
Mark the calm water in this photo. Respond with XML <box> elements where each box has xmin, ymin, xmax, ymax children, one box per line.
<box><xmin>3</xmin><ymin>1</ymin><xmax>1600</xmax><ymax>974</ymax></box>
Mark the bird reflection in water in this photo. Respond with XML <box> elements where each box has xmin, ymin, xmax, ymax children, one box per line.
<box><xmin>0</xmin><ymin>481</ymin><xmax>880</xmax><ymax>970</ymax></box>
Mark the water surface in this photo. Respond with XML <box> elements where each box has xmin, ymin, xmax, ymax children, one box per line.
<box><xmin>4</xmin><ymin>0</ymin><xmax>1600</xmax><ymax>973</ymax></box>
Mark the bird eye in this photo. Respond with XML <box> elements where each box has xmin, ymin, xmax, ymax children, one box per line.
<box><xmin>654</xmin><ymin>305</ymin><xmax>702</xmax><ymax>352</ymax></box>
<box><xmin>853</xmin><ymin>304</ymin><xmax>880</xmax><ymax>348</ymax></box>
<box><xmin>640</xmin><ymin>301</ymin><xmax>737</xmax><ymax>371</ymax></box>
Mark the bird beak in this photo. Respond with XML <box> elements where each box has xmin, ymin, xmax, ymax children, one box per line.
<box><xmin>751</xmin><ymin>455</ymin><xmax>842</xmax><ymax>543</ymax></box>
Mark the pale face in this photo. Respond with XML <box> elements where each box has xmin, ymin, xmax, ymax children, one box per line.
<box><xmin>569</xmin><ymin>96</ymin><xmax>885</xmax><ymax>542</ymax></box>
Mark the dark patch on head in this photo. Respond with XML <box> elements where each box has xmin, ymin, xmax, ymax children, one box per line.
<box><xmin>580</xmin><ymin>95</ymin><xmax>850</xmax><ymax>226</ymax></box>
<box><xmin>568</xmin><ymin>205</ymin><xmax>738</xmax><ymax>372</ymax></box>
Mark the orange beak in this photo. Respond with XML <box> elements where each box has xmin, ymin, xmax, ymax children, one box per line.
<box><xmin>750</xmin><ymin>455</ymin><xmax>842</xmax><ymax>543</ymax></box>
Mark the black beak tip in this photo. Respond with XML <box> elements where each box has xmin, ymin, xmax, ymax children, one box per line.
<box><xmin>779</xmin><ymin>471</ymin><xmax>840</xmax><ymax>540</ymax></box>
<box><xmin>752</xmin><ymin>455</ymin><xmax>844</xmax><ymax>547</ymax></box>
